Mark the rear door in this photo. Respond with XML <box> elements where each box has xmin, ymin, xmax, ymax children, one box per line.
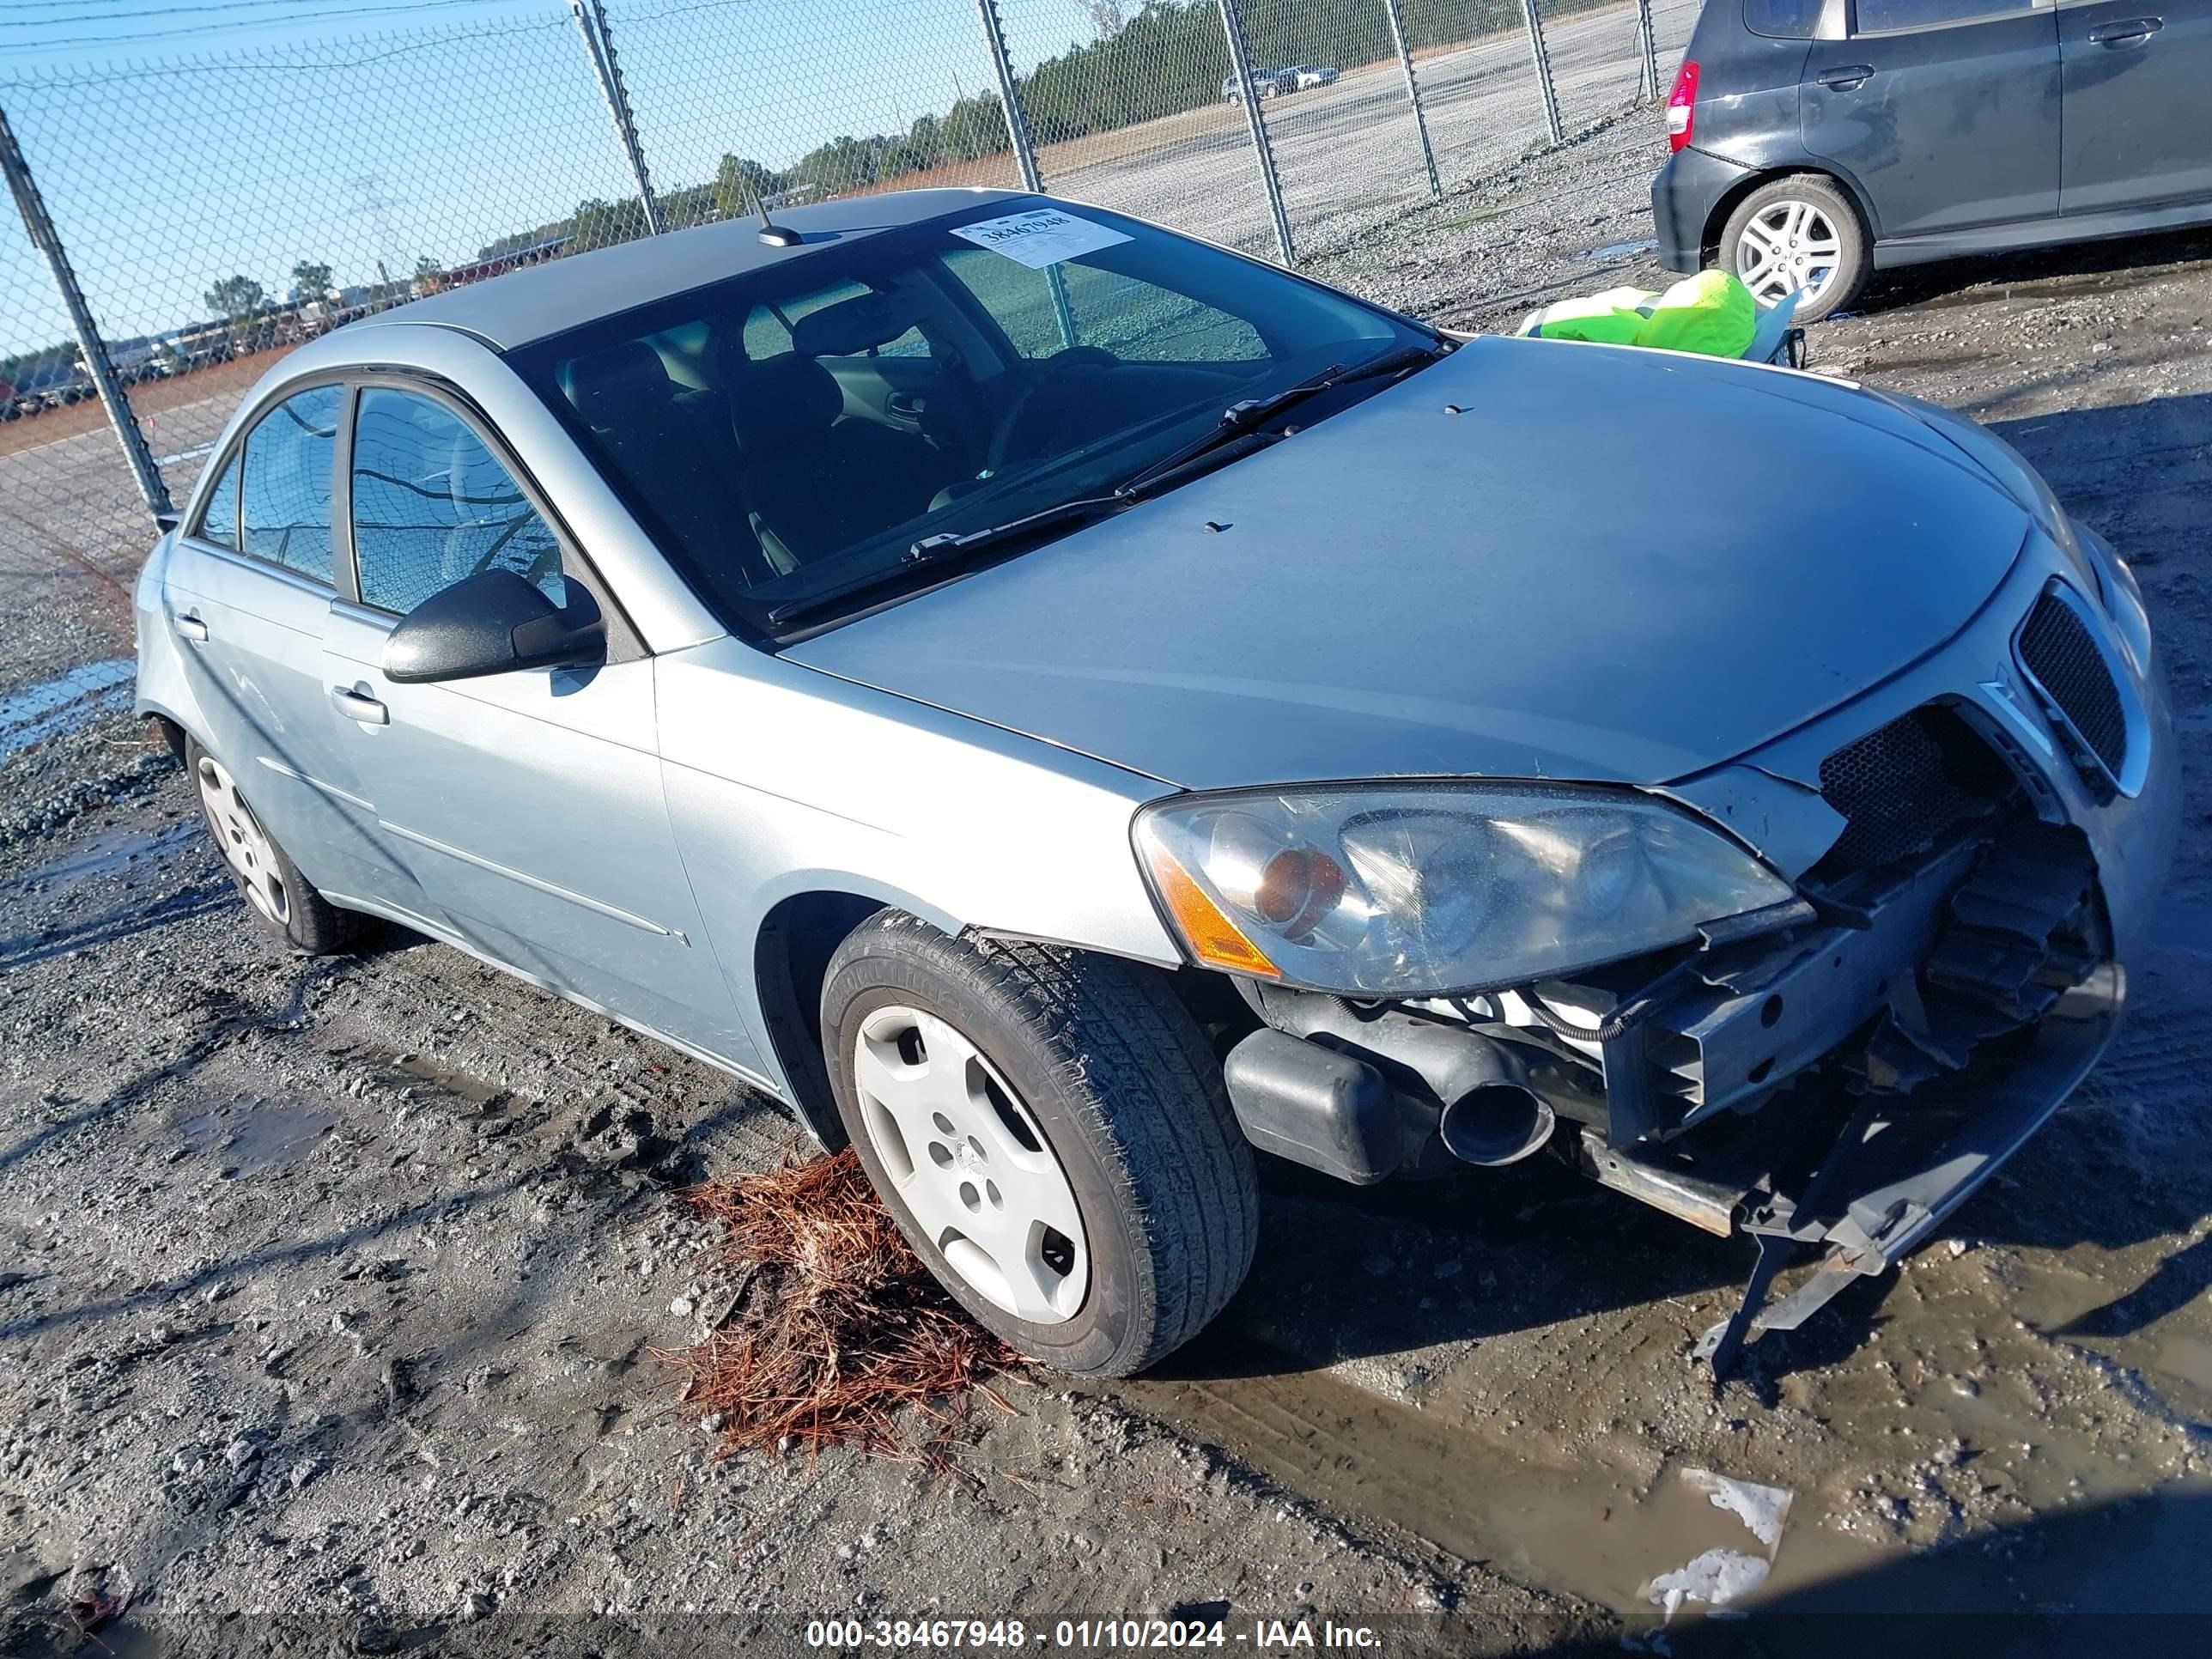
<box><xmin>321</xmin><ymin>380</ymin><xmax>760</xmax><ymax>1070</ymax></box>
<box><xmin>162</xmin><ymin>385</ymin><xmax>410</xmax><ymax>906</ymax></box>
<box><xmin>2057</xmin><ymin>0</ymin><xmax>2212</xmax><ymax>213</ymax></box>
<box><xmin>1802</xmin><ymin>0</ymin><xmax>2061</xmax><ymax>238</ymax></box>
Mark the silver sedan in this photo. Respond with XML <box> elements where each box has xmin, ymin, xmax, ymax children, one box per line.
<box><xmin>135</xmin><ymin>191</ymin><xmax>2178</xmax><ymax>1376</ymax></box>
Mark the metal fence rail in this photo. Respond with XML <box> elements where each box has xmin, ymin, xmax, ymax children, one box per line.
<box><xmin>1</xmin><ymin>0</ymin><xmax>1682</xmax><ymax>600</ymax></box>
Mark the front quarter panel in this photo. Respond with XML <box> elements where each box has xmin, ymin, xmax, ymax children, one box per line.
<box><xmin>654</xmin><ymin>640</ymin><xmax>1183</xmax><ymax>1090</ymax></box>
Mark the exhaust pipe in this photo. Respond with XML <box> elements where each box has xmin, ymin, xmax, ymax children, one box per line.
<box><xmin>1438</xmin><ymin>1082</ymin><xmax>1556</xmax><ymax>1167</ymax></box>
<box><xmin>1249</xmin><ymin>984</ymin><xmax>1561</xmax><ymax>1169</ymax></box>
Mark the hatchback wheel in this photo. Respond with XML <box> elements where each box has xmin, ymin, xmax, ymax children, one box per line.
<box><xmin>188</xmin><ymin>738</ymin><xmax>360</xmax><ymax>955</ymax></box>
<box><xmin>1720</xmin><ymin>175</ymin><xmax>1869</xmax><ymax>324</ymax></box>
<box><xmin>821</xmin><ymin>910</ymin><xmax>1258</xmax><ymax>1377</ymax></box>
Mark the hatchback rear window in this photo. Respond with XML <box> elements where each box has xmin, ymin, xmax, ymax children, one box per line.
<box><xmin>1747</xmin><ymin>0</ymin><xmax>1821</xmax><ymax>35</ymax></box>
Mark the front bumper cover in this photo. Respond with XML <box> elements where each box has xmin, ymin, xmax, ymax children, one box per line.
<box><xmin>1693</xmin><ymin>958</ymin><xmax>2121</xmax><ymax>1373</ymax></box>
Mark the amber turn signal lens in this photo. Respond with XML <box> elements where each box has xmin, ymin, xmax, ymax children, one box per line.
<box><xmin>1144</xmin><ymin>844</ymin><xmax>1280</xmax><ymax>978</ymax></box>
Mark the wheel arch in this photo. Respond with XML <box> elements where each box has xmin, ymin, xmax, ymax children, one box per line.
<box><xmin>749</xmin><ymin>885</ymin><xmax>1237</xmax><ymax>1150</ymax></box>
<box><xmin>1701</xmin><ymin>164</ymin><xmax>1878</xmax><ymax>267</ymax></box>
<box><xmin>751</xmin><ymin>888</ymin><xmax>901</xmax><ymax>1147</ymax></box>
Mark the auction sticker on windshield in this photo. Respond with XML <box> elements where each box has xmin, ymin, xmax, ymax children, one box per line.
<box><xmin>950</xmin><ymin>208</ymin><xmax>1133</xmax><ymax>269</ymax></box>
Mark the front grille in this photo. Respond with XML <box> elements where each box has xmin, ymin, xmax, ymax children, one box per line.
<box><xmin>2018</xmin><ymin>588</ymin><xmax>2127</xmax><ymax>779</ymax></box>
<box><xmin>1815</xmin><ymin>706</ymin><xmax>2003</xmax><ymax>874</ymax></box>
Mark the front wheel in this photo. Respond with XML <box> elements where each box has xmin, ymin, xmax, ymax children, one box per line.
<box><xmin>821</xmin><ymin>912</ymin><xmax>1258</xmax><ymax>1377</ymax></box>
<box><xmin>1720</xmin><ymin>174</ymin><xmax>1869</xmax><ymax>324</ymax></box>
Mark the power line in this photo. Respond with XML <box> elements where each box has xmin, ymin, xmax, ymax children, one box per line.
<box><xmin>0</xmin><ymin>0</ymin><xmax>542</xmax><ymax>54</ymax></box>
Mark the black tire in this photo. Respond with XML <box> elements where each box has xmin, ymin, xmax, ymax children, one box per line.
<box><xmin>1719</xmin><ymin>173</ymin><xmax>1869</xmax><ymax>325</ymax></box>
<box><xmin>821</xmin><ymin>910</ymin><xmax>1259</xmax><ymax>1377</ymax></box>
<box><xmin>186</xmin><ymin>736</ymin><xmax>361</xmax><ymax>956</ymax></box>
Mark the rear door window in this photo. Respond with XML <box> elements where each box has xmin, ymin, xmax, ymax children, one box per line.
<box><xmin>239</xmin><ymin>385</ymin><xmax>341</xmax><ymax>581</ymax></box>
<box><xmin>1853</xmin><ymin>0</ymin><xmax>2031</xmax><ymax>32</ymax></box>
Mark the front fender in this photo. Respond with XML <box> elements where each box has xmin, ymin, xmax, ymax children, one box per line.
<box><xmin>654</xmin><ymin>640</ymin><xmax>1184</xmax><ymax>1103</ymax></box>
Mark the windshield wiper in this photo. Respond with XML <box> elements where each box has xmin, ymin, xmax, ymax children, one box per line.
<box><xmin>1110</xmin><ymin>340</ymin><xmax>1450</xmax><ymax>500</ymax></box>
<box><xmin>765</xmin><ymin>493</ymin><xmax>1129</xmax><ymax>628</ymax></box>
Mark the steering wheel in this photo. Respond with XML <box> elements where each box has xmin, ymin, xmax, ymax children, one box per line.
<box><xmin>984</xmin><ymin>346</ymin><xmax>1118</xmax><ymax>474</ymax></box>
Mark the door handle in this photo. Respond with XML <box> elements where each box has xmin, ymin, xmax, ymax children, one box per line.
<box><xmin>330</xmin><ymin>685</ymin><xmax>389</xmax><ymax>725</ymax></box>
<box><xmin>1815</xmin><ymin>64</ymin><xmax>1875</xmax><ymax>89</ymax></box>
<box><xmin>2088</xmin><ymin>16</ymin><xmax>2161</xmax><ymax>44</ymax></box>
<box><xmin>174</xmin><ymin>611</ymin><xmax>209</xmax><ymax>642</ymax></box>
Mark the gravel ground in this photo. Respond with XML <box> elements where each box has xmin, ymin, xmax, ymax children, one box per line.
<box><xmin>6</xmin><ymin>110</ymin><xmax>2212</xmax><ymax>1657</ymax></box>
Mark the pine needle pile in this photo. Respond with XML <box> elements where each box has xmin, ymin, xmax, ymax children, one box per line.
<box><xmin>677</xmin><ymin>1148</ymin><xmax>1022</xmax><ymax>1462</ymax></box>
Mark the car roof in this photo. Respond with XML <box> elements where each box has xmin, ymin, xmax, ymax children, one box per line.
<box><xmin>346</xmin><ymin>186</ymin><xmax>1029</xmax><ymax>352</ymax></box>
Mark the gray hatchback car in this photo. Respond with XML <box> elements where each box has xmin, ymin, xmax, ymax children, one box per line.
<box><xmin>1654</xmin><ymin>0</ymin><xmax>2212</xmax><ymax>320</ymax></box>
<box><xmin>137</xmin><ymin>191</ymin><xmax>2177</xmax><ymax>1376</ymax></box>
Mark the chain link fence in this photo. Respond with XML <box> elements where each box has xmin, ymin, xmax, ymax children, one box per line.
<box><xmin>2</xmin><ymin>0</ymin><xmax>1683</xmax><ymax>610</ymax></box>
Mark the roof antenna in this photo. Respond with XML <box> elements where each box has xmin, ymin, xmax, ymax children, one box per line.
<box><xmin>750</xmin><ymin>183</ymin><xmax>801</xmax><ymax>248</ymax></box>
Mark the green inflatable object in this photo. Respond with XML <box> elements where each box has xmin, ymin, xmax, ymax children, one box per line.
<box><xmin>1519</xmin><ymin>268</ymin><xmax>1759</xmax><ymax>360</ymax></box>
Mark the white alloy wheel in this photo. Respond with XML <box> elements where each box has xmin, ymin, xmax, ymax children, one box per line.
<box><xmin>850</xmin><ymin>1003</ymin><xmax>1088</xmax><ymax>1324</ymax></box>
<box><xmin>1735</xmin><ymin>197</ymin><xmax>1844</xmax><ymax>307</ymax></box>
<box><xmin>196</xmin><ymin>753</ymin><xmax>290</xmax><ymax>927</ymax></box>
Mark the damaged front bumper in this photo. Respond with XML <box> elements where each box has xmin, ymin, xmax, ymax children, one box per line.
<box><xmin>1222</xmin><ymin>526</ymin><xmax>2178</xmax><ymax>1373</ymax></box>
<box><xmin>1692</xmin><ymin>957</ymin><xmax>2121</xmax><ymax>1373</ymax></box>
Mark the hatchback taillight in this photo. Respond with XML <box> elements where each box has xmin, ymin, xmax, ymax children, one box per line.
<box><xmin>1667</xmin><ymin>60</ymin><xmax>1699</xmax><ymax>153</ymax></box>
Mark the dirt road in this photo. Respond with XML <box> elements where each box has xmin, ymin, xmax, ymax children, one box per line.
<box><xmin>4</xmin><ymin>115</ymin><xmax>2210</xmax><ymax>1657</ymax></box>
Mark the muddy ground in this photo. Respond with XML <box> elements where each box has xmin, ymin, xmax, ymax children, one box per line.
<box><xmin>5</xmin><ymin>111</ymin><xmax>2212</xmax><ymax>1657</ymax></box>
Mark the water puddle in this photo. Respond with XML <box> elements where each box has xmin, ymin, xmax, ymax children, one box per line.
<box><xmin>1581</xmin><ymin>236</ymin><xmax>1657</xmax><ymax>261</ymax></box>
<box><xmin>178</xmin><ymin>1098</ymin><xmax>337</xmax><ymax>1170</ymax></box>
<box><xmin>0</xmin><ymin>658</ymin><xmax>134</xmax><ymax>763</ymax></box>
<box><xmin>10</xmin><ymin>820</ymin><xmax>196</xmax><ymax>891</ymax></box>
<box><xmin>1106</xmin><ymin>1347</ymin><xmax>1874</xmax><ymax>1616</ymax></box>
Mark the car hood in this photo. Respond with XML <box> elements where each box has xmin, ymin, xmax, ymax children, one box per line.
<box><xmin>786</xmin><ymin>336</ymin><xmax>2029</xmax><ymax>790</ymax></box>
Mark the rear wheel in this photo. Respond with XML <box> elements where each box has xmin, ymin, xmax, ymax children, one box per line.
<box><xmin>189</xmin><ymin>737</ymin><xmax>360</xmax><ymax>955</ymax></box>
<box><xmin>1720</xmin><ymin>175</ymin><xmax>1869</xmax><ymax>324</ymax></box>
<box><xmin>821</xmin><ymin>910</ymin><xmax>1258</xmax><ymax>1377</ymax></box>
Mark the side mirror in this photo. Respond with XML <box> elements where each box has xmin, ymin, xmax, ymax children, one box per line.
<box><xmin>382</xmin><ymin>568</ymin><xmax>605</xmax><ymax>685</ymax></box>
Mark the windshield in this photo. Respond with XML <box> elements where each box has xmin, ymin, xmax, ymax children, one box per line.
<box><xmin>507</xmin><ymin>198</ymin><xmax>1437</xmax><ymax>635</ymax></box>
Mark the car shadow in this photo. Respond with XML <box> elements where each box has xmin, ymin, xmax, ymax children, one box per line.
<box><xmin>1847</xmin><ymin>220</ymin><xmax>2212</xmax><ymax>322</ymax></box>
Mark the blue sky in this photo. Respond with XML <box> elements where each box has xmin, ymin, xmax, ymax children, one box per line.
<box><xmin>2</xmin><ymin>0</ymin><xmax>1106</xmax><ymax>355</ymax></box>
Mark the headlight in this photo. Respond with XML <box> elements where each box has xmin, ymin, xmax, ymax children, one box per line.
<box><xmin>1133</xmin><ymin>782</ymin><xmax>1794</xmax><ymax>997</ymax></box>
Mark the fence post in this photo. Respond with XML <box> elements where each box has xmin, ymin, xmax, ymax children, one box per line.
<box><xmin>1520</xmin><ymin>0</ymin><xmax>1565</xmax><ymax>146</ymax></box>
<box><xmin>973</xmin><ymin>0</ymin><xmax>1043</xmax><ymax>193</ymax></box>
<box><xmin>0</xmin><ymin>103</ymin><xmax>172</xmax><ymax>522</ymax></box>
<box><xmin>1635</xmin><ymin>0</ymin><xmax>1662</xmax><ymax>101</ymax></box>
<box><xmin>570</xmin><ymin>0</ymin><xmax>663</xmax><ymax>235</ymax></box>
<box><xmin>973</xmin><ymin>0</ymin><xmax>1077</xmax><ymax>347</ymax></box>
<box><xmin>1217</xmin><ymin>0</ymin><xmax>1296</xmax><ymax>266</ymax></box>
<box><xmin>1382</xmin><ymin>0</ymin><xmax>1442</xmax><ymax>200</ymax></box>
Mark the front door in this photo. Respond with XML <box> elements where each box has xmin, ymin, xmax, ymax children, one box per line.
<box><xmin>2059</xmin><ymin>0</ymin><xmax>2212</xmax><ymax>214</ymax></box>
<box><xmin>322</xmin><ymin>381</ymin><xmax>759</xmax><ymax>1071</ymax></box>
<box><xmin>1802</xmin><ymin>0</ymin><xmax>2062</xmax><ymax>239</ymax></box>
